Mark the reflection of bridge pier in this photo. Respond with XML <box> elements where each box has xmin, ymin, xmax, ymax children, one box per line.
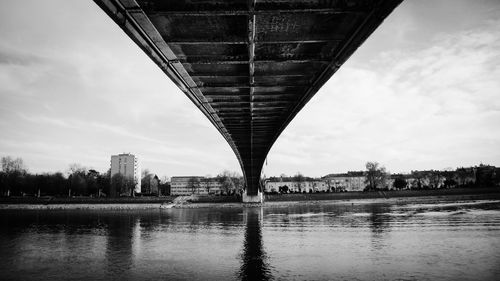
<box><xmin>94</xmin><ymin>0</ymin><xmax>402</xmax><ymax>200</ymax></box>
<box><xmin>239</xmin><ymin>208</ymin><xmax>271</xmax><ymax>280</ymax></box>
<box><xmin>104</xmin><ymin>214</ymin><xmax>139</xmax><ymax>279</ymax></box>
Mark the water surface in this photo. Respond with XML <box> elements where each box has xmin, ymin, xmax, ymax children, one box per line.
<box><xmin>1</xmin><ymin>199</ymin><xmax>499</xmax><ymax>280</ymax></box>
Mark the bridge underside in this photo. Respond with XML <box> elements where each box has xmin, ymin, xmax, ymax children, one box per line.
<box><xmin>95</xmin><ymin>0</ymin><xmax>402</xmax><ymax>196</ymax></box>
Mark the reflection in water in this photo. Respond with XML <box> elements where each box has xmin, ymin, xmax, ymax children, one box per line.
<box><xmin>104</xmin><ymin>214</ymin><xmax>137</xmax><ymax>278</ymax></box>
<box><xmin>1</xmin><ymin>200</ymin><xmax>500</xmax><ymax>280</ymax></box>
<box><xmin>367</xmin><ymin>204</ymin><xmax>390</xmax><ymax>251</ymax></box>
<box><xmin>239</xmin><ymin>208</ymin><xmax>272</xmax><ymax>281</ymax></box>
<box><xmin>368</xmin><ymin>204</ymin><xmax>389</xmax><ymax>233</ymax></box>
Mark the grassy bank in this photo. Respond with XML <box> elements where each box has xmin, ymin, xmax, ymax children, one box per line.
<box><xmin>265</xmin><ymin>188</ymin><xmax>500</xmax><ymax>202</ymax></box>
<box><xmin>265</xmin><ymin>187</ymin><xmax>500</xmax><ymax>202</ymax></box>
<box><xmin>0</xmin><ymin>187</ymin><xmax>498</xmax><ymax>210</ymax></box>
<box><xmin>0</xmin><ymin>194</ymin><xmax>241</xmax><ymax>205</ymax></box>
<box><xmin>0</xmin><ymin>196</ymin><xmax>176</xmax><ymax>205</ymax></box>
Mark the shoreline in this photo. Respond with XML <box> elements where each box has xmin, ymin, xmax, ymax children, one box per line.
<box><xmin>1</xmin><ymin>189</ymin><xmax>499</xmax><ymax>210</ymax></box>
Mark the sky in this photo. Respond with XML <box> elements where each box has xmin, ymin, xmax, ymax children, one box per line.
<box><xmin>0</xmin><ymin>0</ymin><xmax>499</xmax><ymax>178</ymax></box>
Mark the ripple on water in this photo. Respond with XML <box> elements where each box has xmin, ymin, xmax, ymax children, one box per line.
<box><xmin>1</xmin><ymin>200</ymin><xmax>500</xmax><ymax>280</ymax></box>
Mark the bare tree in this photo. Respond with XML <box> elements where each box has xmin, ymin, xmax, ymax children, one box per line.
<box><xmin>365</xmin><ymin>162</ymin><xmax>388</xmax><ymax>190</ymax></box>
<box><xmin>187</xmin><ymin>177</ymin><xmax>200</xmax><ymax>194</ymax></box>
<box><xmin>233</xmin><ymin>174</ymin><xmax>244</xmax><ymax>196</ymax></box>
<box><xmin>1</xmin><ymin>156</ymin><xmax>27</xmax><ymax>173</ymax></box>
<box><xmin>201</xmin><ymin>175</ymin><xmax>212</xmax><ymax>195</ymax></box>
<box><xmin>1</xmin><ymin>156</ymin><xmax>27</xmax><ymax>196</ymax></box>
<box><xmin>160</xmin><ymin>175</ymin><xmax>169</xmax><ymax>184</ymax></box>
<box><xmin>67</xmin><ymin>163</ymin><xmax>86</xmax><ymax>176</ymax></box>
<box><xmin>427</xmin><ymin>171</ymin><xmax>441</xmax><ymax>189</ymax></box>
<box><xmin>217</xmin><ymin>170</ymin><xmax>242</xmax><ymax>195</ymax></box>
<box><xmin>67</xmin><ymin>163</ymin><xmax>87</xmax><ymax>197</ymax></box>
<box><xmin>293</xmin><ymin>172</ymin><xmax>305</xmax><ymax>193</ymax></box>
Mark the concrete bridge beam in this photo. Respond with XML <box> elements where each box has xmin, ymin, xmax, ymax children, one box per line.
<box><xmin>94</xmin><ymin>0</ymin><xmax>403</xmax><ymax>199</ymax></box>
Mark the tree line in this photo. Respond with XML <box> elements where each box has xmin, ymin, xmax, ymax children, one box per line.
<box><xmin>0</xmin><ymin>156</ymin><xmax>169</xmax><ymax>197</ymax></box>
<box><xmin>185</xmin><ymin>170</ymin><xmax>244</xmax><ymax>196</ymax></box>
<box><xmin>265</xmin><ymin>162</ymin><xmax>500</xmax><ymax>194</ymax></box>
<box><xmin>363</xmin><ymin>161</ymin><xmax>500</xmax><ymax>191</ymax></box>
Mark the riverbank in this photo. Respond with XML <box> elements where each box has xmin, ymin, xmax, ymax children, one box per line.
<box><xmin>0</xmin><ymin>187</ymin><xmax>498</xmax><ymax>210</ymax></box>
<box><xmin>265</xmin><ymin>187</ymin><xmax>500</xmax><ymax>201</ymax></box>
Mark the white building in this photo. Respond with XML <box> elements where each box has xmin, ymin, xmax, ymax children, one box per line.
<box><xmin>265</xmin><ymin>180</ymin><xmax>329</xmax><ymax>193</ymax></box>
<box><xmin>170</xmin><ymin>176</ymin><xmax>222</xmax><ymax>196</ymax></box>
<box><xmin>323</xmin><ymin>172</ymin><xmax>365</xmax><ymax>192</ymax></box>
<box><xmin>110</xmin><ymin>153</ymin><xmax>141</xmax><ymax>193</ymax></box>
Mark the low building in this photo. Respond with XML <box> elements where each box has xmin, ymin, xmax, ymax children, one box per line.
<box><xmin>265</xmin><ymin>179</ymin><xmax>329</xmax><ymax>193</ymax></box>
<box><xmin>323</xmin><ymin>171</ymin><xmax>365</xmax><ymax>192</ymax></box>
<box><xmin>170</xmin><ymin>176</ymin><xmax>222</xmax><ymax>196</ymax></box>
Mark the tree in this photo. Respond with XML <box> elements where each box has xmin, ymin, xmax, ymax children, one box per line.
<box><xmin>456</xmin><ymin>168</ymin><xmax>472</xmax><ymax>186</ymax></box>
<box><xmin>34</xmin><ymin>174</ymin><xmax>46</xmax><ymax>197</ymax></box>
<box><xmin>393</xmin><ymin>177</ymin><xmax>407</xmax><ymax>190</ymax></box>
<box><xmin>97</xmin><ymin>169</ymin><xmax>111</xmax><ymax>197</ymax></box>
<box><xmin>110</xmin><ymin>173</ymin><xmax>135</xmax><ymax>197</ymax></box>
<box><xmin>69</xmin><ymin>173</ymin><xmax>87</xmax><ymax>196</ymax></box>
<box><xmin>279</xmin><ymin>185</ymin><xmax>289</xmax><ymax>194</ymax></box>
<box><xmin>159</xmin><ymin>181</ymin><xmax>170</xmax><ymax>196</ymax></box>
<box><xmin>161</xmin><ymin>175</ymin><xmax>169</xmax><ymax>184</ymax></box>
<box><xmin>494</xmin><ymin>168</ymin><xmax>500</xmax><ymax>187</ymax></box>
<box><xmin>233</xmin><ymin>175</ymin><xmax>244</xmax><ymax>195</ymax></box>
<box><xmin>443</xmin><ymin>178</ymin><xmax>457</xmax><ymax>188</ymax></box>
<box><xmin>220</xmin><ymin>176</ymin><xmax>234</xmax><ymax>195</ymax></box>
<box><xmin>217</xmin><ymin>170</ymin><xmax>243</xmax><ymax>195</ymax></box>
<box><xmin>1</xmin><ymin>156</ymin><xmax>28</xmax><ymax>196</ymax></box>
<box><xmin>141</xmin><ymin>169</ymin><xmax>153</xmax><ymax>194</ymax></box>
<box><xmin>365</xmin><ymin>162</ymin><xmax>387</xmax><ymax>191</ymax></box>
<box><xmin>150</xmin><ymin>175</ymin><xmax>160</xmax><ymax>195</ymax></box>
<box><xmin>67</xmin><ymin>163</ymin><xmax>87</xmax><ymax>196</ymax></box>
<box><xmin>427</xmin><ymin>171</ymin><xmax>441</xmax><ymax>189</ymax></box>
<box><xmin>110</xmin><ymin>173</ymin><xmax>122</xmax><ymax>197</ymax></box>
<box><xmin>125</xmin><ymin>176</ymin><xmax>136</xmax><ymax>196</ymax></box>
<box><xmin>201</xmin><ymin>176</ymin><xmax>212</xmax><ymax>195</ymax></box>
<box><xmin>293</xmin><ymin>172</ymin><xmax>305</xmax><ymax>192</ymax></box>
<box><xmin>1</xmin><ymin>156</ymin><xmax>27</xmax><ymax>173</ymax></box>
<box><xmin>15</xmin><ymin>172</ymin><xmax>67</xmax><ymax>197</ymax></box>
<box><xmin>187</xmin><ymin>177</ymin><xmax>200</xmax><ymax>194</ymax></box>
<box><xmin>476</xmin><ymin>164</ymin><xmax>496</xmax><ymax>187</ymax></box>
<box><xmin>52</xmin><ymin>172</ymin><xmax>66</xmax><ymax>196</ymax></box>
<box><xmin>86</xmin><ymin>169</ymin><xmax>100</xmax><ymax>196</ymax></box>
<box><xmin>67</xmin><ymin>163</ymin><xmax>86</xmax><ymax>176</ymax></box>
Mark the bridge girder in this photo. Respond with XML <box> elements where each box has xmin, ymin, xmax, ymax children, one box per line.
<box><xmin>94</xmin><ymin>0</ymin><xmax>402</xmax><ymax>196</ymax></box>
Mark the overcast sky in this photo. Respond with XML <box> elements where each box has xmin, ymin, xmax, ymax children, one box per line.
<box><xmin>1</xmin><ymin>0</ymin><xmax>499</xmax><ymax>178</ymax></box>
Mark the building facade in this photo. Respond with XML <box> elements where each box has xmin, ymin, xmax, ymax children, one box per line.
<box><xmin>170</xmin><ymin>176</ymin><xmax>222</xmax><ymax>196</ymax></box>
<box><xmin>110</xmin><ymin>153</ymin><xmax>141</xmax><ymax>193</ymax></box>
<box><xmin>265</xmin><ymin>179</ymin><xmax>329</xmax><ymax>193</ymax></box>
<box><xmin>323</xmin><ymin>171</ymin><xmax>366</xmax><ymax>192</ymax></box>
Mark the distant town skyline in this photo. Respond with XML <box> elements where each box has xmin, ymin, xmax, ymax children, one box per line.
<box><xmin>1</xmin><ymin>0</ymin><xmax>499</xmax><ymax>177</ymax></box>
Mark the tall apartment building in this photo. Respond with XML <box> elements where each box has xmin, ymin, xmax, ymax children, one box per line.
<box><xmin>110</xmin><ymin>153</ymin><xmax>141</xmax><ymax>193</ymax></box>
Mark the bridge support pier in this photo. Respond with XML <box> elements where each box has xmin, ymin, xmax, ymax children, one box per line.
<box><xmin>242</xmin><ymin>190</ymin><xmax>263</xmax><ymax>203</ymax></box>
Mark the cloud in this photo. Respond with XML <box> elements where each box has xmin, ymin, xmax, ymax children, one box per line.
<box><xmin>266</xmin><ymin>17</ymin><xmax>500</xmax><ymax>176</ymax></box>
<box><xmin>1</xmin><ymin>0</ymin><xmax>499</xmax><ymax>178</ymax></box>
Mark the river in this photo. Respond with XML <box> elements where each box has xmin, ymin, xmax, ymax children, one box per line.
<box><xmin>1</xmin><ymin>199</ymin><xmax>499</xmax><ymax>280</ymax></box>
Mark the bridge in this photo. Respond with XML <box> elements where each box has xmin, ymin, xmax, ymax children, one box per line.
<box><xmin>95</xmin><ymin>0</ymin><xmax>402</xmax><ymax>202</ymax></box>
